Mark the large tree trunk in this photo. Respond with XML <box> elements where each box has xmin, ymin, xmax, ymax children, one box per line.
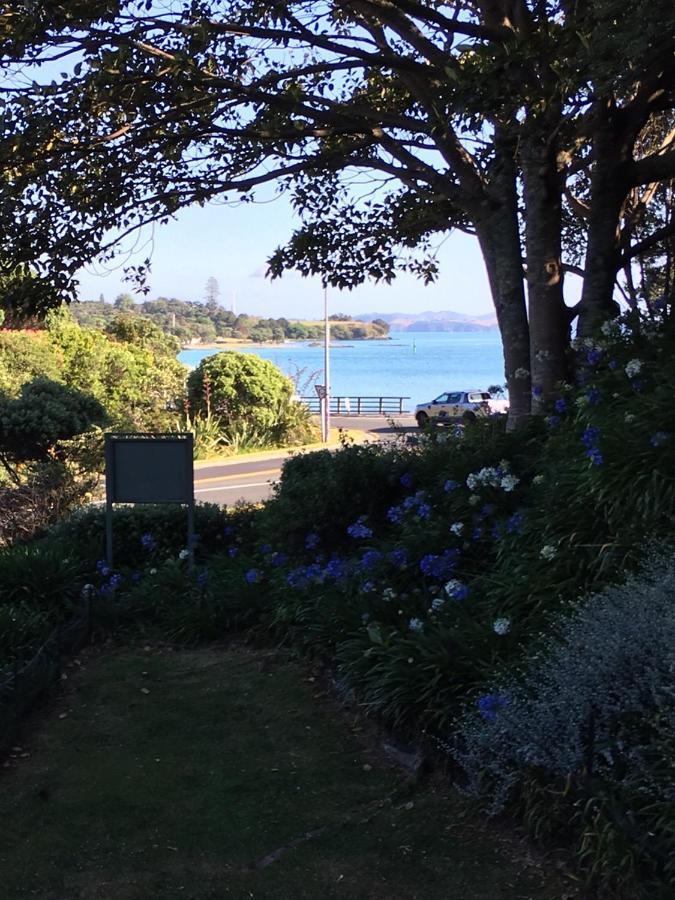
<box><xmin>521</xmin><ymin>132</ymin><xmax>569</xmax><ymax>408</ymax></box>
<box><xmin>577</xmin><ymin>102</ymin><xmax>631</xmax><ymax>338</ymax></box>
<box><xmin>475</xmin><ymin>138</ymin><xmax>531</xmax><ymax>429</ymax></box>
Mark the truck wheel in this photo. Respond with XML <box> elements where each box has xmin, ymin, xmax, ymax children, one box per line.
<box><xmin>416</xmin><ymin>412</ymin><xmax>429</xmax><ymax>429</ymax></box>
<box><xmin>462</xmin><ymin>410</ymin><xmax>477</xmax><ymax>423</ymax></box>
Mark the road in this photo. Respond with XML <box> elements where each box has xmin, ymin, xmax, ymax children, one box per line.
<box><xmin>194</xmin><ymin>414</ymin><xmax>417</xmax><ymax>506</ymax></box>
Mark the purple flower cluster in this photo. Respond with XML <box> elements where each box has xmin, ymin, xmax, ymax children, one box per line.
<box><xmin>419</xmin><ymin>548</ymin><xmax>459</xmax><ymax>580</ymax></box>
<box><xmin>140</xmin><ymin>533</ymin><xmax>156</xmax><ymax>551</ymax></box>
<box><xmin>360</xmin><ymin>550</ymin><xmax>382</xmax><ymax>571</ymax></box>
<box><xmin>388</xmin><ymin>548</ymin><xmax>408</xmax><ymax>569</ymax></box>
<box><xmin>477</xmin><ymin>694</ymin><xmax>509</xmax><ymax>721</ymax></box>
<box><xmin>506</xmin><ymin>511</ymin><xmax>524</xmax><ymax>535</ymax></box>
<box><xmin>347</xmin><ymin>516</ymin><xmax>373</xmax><ymax>539</ymax></box>
<box><xmin>581</xmin><ymin>425</ymin><xmax>603</xmax><ymax>465</ymax></box>
<box><xmin>305</xmin><ymin>533</ymin><xmax>320</xmax><ymax>551</ymax></box>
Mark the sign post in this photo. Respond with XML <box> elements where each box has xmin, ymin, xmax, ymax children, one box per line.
<box><xmin>104</xmin><ymin>433</ymin><xmax>194</xmax><ymax>569</ymax></box>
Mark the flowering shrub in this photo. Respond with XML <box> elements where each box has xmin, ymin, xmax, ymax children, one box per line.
<box><xmin>452</xmin><ymin>550</ymin><xmax>675</xmax><ymax>896</ymax></box>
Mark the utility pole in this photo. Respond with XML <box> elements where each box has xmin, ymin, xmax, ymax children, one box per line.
<box><xmin>323</xmin><ymin>286</ymin><xmax>331</xmax><ymax>442</ymax></box>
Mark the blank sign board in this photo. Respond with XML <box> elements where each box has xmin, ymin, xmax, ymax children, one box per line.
<box><xmin>105</xmin><ymin>433</ymin><xmax>194</xmax><ymax>504</ymax></box>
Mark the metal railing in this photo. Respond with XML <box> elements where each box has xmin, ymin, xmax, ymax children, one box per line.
<box><xmin>300</xmin><ymin>395</ymin><xmax>410</xmax><ymax>415</ymax></box>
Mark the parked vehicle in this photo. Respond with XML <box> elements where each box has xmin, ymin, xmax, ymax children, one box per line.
<box><xmin>414</xmin><ymin>390</ymin><xmax>509</xmax><ymax>428</ymax></box>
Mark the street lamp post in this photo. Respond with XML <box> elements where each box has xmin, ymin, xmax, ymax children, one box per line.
<box><xmin>323</xmin><ymin>286</ymin><xmax>331</xmax><ymax>442</ymax></box>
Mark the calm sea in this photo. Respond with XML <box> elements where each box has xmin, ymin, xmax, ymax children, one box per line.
<box><xmin>178</xmin><ymin>331</ymin><xmax>505</xmax><ymax>409</ymax></box>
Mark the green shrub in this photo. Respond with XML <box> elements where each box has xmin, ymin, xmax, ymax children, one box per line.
<box><xmin>187</xmin><ymin>351</ymin><xmax>293</xmax><ymax>435</ymax></box>
<box><xmin>45</xmin><ymin>502</ymin><xmax>253</xmax><ymax>570</ymax></box>
<box><xmin>451</xmin><ymin>550</ymin><xmax>675</xmax><ymax>898</ymax></box>
<box><xmin>0</xmin><ymin>543</ymin><xmax>83</xmax><ymax>613</ymax></box>
<box><xmin>0</xmin><ymin>603</ymin><xmax>54</xmax><ymax>668</ymax></box>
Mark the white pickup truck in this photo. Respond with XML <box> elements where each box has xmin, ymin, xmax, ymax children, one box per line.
<box><xmin>414</xmin><ymin>390</ymin><xmax>509</xmax><ymax>428</ymax></box>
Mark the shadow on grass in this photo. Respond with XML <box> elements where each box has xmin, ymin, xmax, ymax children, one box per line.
<box><xmin>0</xmin><ymin>643</ymin><xmax>579</xmax><ymax>899</ymax></box>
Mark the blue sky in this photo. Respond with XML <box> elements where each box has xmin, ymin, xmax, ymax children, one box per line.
<box><xmin>77</xmin><ymin>194</ymin><xmax>497</xmax><ymax>319</ymax></box>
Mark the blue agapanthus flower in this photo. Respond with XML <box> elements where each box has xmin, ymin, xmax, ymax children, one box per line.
<box><xmin>586</xmin><ymin>447</ymin><xmax>604</xmax><ymax>466</ymax></box>
<box><xmin>586</xmin><ymin>348</ymin><xmax>602</xmax><ymax>366</ymax></box>
<box><xmin>387</xmin><ymin>505</ymin><xmax>403</xmax><ymax>525</ymax></box>
<box><xmin>554</xmin><ymin>398</ymin><xmax>567</xmax><ymax>414</ymax></box>
<box><xmin>532</xmin><ymin>385</ymin><xmax>543</xmax><ymax>398</ymax></box>
<box><xmin>444</xmin><ymin>479</ymin><xmax>459</xmax><ymax>493</ymax></box>
<box><xmin>586</xmin><ymin>387</ymin><xmax>602</xmax><ymax>406</ymax></box>
<box><xmin>304</xmin><ymin>533</ymin><xmax>320</xmax><ymax>550</ymax></box>
<box><xmin>477</xmin><ymin>694</ymin><xmax>509</xmax><ymax>721</ymax></box>
<box><xmin>228</xmin><ymin>546</ymin><xmax>239</xmax><ymax>558</ymax></box>
<box><xmin>360</xmin><ymin>550</ymin><xmax>382</xmax><ymax>571</ymax></box>
<box><xmin>651</xmin><ymin>431</ymin><xmax>669</xmax><ymax>448</ymax></box>
<box><xmin>96</xmin><ymin>559</ymin><xmax>110</xmax><ymax>576</ymax></box>
<box><xmin>140</xmin><ymin>533</ymin><xmax>156</xmax><ymax>551</ymax></box>
<box><xmin>270</xmin><ymin>551</ymin><xmax>288</xmax><ymax>567</ymax></box>
<box><xmin>324</xmin><ymin>556</ymin><xmax>349</xmax><ymax>580</ymax></box>
<box><xmin>507</xmin><ymin>511</ymin><xmax>524</xmax><ymax>535</ymax></box>
<box><xmin>388</xmin><ymin>548</ymin><xmax>408</xmax><ymax>568</ymax></box>
<box><xmin>245</xmin><ymin>568</ymin><xmax>262</xmax><ymax>584</ymax></box>
<box><xmin>419</xmin><ymin>548</ymin><xmax>459</xmax><ymax>580</ymax></box>
<box><xmin>581</xmin><ymin>426</ymin><xmax>601</xmax><ymax>448</ymax></box>
<box><xmin>196</xmin><ymin>570</ymin><xmax>209</xmax><ymax>586</ymax></box>
<box><xmin>399</xmin><ymin>472</ymin><xmax>414</xmax><ymax>488</ymax></box>
<box><xmin>347</xmin><ymin>516</ymin><xmax>373</xmax><ymax>539</ymax></box>
<box><xmin>546</xmin><ymin>415</ymin><xmax>561</xmax><ymax>429</ymax></box>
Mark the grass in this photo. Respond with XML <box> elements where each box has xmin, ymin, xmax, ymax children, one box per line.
<box><xmin>0</xmin><ymin>641</ymin><xmax>579</xmax><ymax>899</ymax></box>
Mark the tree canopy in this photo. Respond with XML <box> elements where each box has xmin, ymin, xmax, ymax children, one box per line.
<box><xmin>0</xmin><ymin>1</ymin><xmax>673</xmax><ymax>422</ymax></box>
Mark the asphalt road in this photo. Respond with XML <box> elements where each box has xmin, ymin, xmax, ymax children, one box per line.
<box><xmin>194</xmin><ymin>414</ymin><xmax>417</xmax><ymax>506</ymax></box>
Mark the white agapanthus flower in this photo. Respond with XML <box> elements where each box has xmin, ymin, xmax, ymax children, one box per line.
<box><xmin>444</xmin><ymin>579</ymin><xmax>462</xmax><ymax>597</ymax></box>
<box><xmin>533</xmin><ymin>474</ymin><xmax>545</xmax><ymax>485</ymax></box>
<box><xmin>179</xmin><ymin>549</ymin><xmax>190</xmax><ymax>560</ymax></box>
<box><xmin>624</xmin><ymin>412</ymin><xmax>636</xmax><ymax>424</ymax></box>
<box><xmin>450</xmin><ymin>522</ymin><xmax>464</xmax><ymax>536</ymax></box>
<box><xmin>500</xmin><ymin>474</ymin><xmax>520</xmax><ymax>492</ymax></box>
<box><xmin>431</xmin><ymin>597</ymin><xmax>446</xmax><ymax>612</ymax></box>
<box><xmin>540</xmin><ymin>545</ymin><xmax>557</xmax><ymax>561</ymax></box>
<box><xmin>382</xmin><ymin>588</ymin><xmax>396</xmax><ymax>602</ymax></box>
<box><xmin>625</xmin><ymin>359</ymin><xmax>643</xmax><ymax>378</ymax></box>
<box><xmin>493</xmin><ymin>617</ymin><xmax>511</xmax><ymax>636</ymax></box>
<box><xmin>408</xmin><ymin>617</ymin><xmax>424</xmax><ymax>632</ymax></box>
<box><xmin>514</xmin><ymin>367</ymin><xmax>530</xmax><ymax>380</ymax></box>
<box><xmin>469</xmin><ymin>494</ymin><xmax>481</xmax><ymax>506</ymax></box>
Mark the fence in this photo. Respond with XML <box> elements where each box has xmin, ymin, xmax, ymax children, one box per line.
<box><xmin>301</xmin><ymin>395</ymin><xmax>410</xmax><ymax>415</ymax></box>
<box><xmin>0</xmin><ymin>597</ymin><xmax>94</xmax><ymax>754</ymax></box>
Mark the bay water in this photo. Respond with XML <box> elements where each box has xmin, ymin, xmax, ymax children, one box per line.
<box><xmin>178</xmin><ymin>330</ymin><xmax>505</xmax><ymax>409</ymax></box>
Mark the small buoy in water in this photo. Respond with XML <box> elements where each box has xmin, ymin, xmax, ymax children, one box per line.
<box><xmin>412</xmin><ymin>340</ymin><xmax>417</xmax><ymax>353</ymax></box>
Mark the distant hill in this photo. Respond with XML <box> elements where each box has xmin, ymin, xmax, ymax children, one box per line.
<box><xmin>356</xmin><ymin>310</ymin><xmax>498</xmax><ymax>332</ymax></box>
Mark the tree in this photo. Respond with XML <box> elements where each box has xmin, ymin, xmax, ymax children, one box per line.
<box><xmin>0</xmin><ymin>378</ymin><xmax>107</xmax><ymax>482</ymax></box>
<box><xmin>113</xmin><ymin>292</ymin><xmax>135</xmax><ymax>312</ymax></box>
<box><xmin>204</xmin><ymin>276</ymin><xmax>220</xmax><ymax>311</ymax></box>
<box><xmin>187</xmin><ymin>351</ymin><xmax>294</xmax><ymax>433</ymax></box>
<box><xmin>0</xmin><ymin>2</ymin><xmax>674</xmax><ymax>425</ymax></box>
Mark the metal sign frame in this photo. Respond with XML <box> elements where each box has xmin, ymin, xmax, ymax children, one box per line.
<box><xmin>104</xmin><ymin>432</ymin><xmax>194</xmax><ymax>569</ymax></box>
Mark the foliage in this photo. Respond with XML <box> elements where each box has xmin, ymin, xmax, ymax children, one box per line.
<box><xmin>0</xmin><ymin>542</ymin><xmax>83</xmax><ymax>614</ymax></box>
<box><xmin>0</xmin><ymin>464</ymin><xmax>98</xmax><ymax>548</ymax></box>
<box><xmin>0</xmin><ymin>1</ymin><xmax>673</xmax><ymax>422</ymax></box>
<box><xmin>452</xmin><ymin>551</ymin><xmax>675</xmax><ymax>897</ymax></box>
<box><xmin>0</xmin><ymin>331</ymin><xmax>62</xmax><ymax>395</ymax></box>
<box><xmin>187</xmin><ymin>350</ymin><xmax>295</xmax><ymax>438</ymax></box>
<box><xmin>0</xmin><ymin>378</ymin><xmax>107</xmax><ymax>478</ymax></box>
<box><xmin>47</xmin><ymin>315</ymin><xmax>186</xmax><ymax>430</ymax></box>
<box><xmin>45</xmin><ymin>502</ymin><xmax>238</xmax><ymax>570</ymax></box>
<box><xmin>68</xmin><ymin>296</ymin><xmax>389</xmax><ymax>344</ymax></box>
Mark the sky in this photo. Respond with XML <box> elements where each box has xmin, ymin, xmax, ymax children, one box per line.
<box><xmin>76</xmin><ymin>193</ymin><xmax>497</xmax><ymax>319</ymax></box>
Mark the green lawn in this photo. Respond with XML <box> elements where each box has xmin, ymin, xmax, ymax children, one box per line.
<box><xmin>0</xmin><ymin>643</ymin><xmax>579</xmax><ymax>899</ymax></box>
